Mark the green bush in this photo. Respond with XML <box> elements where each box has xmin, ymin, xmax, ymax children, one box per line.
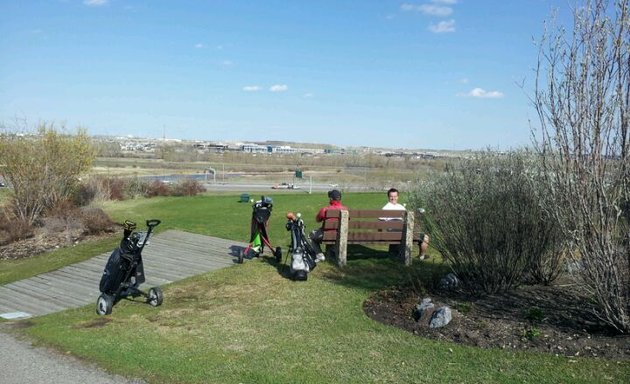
<box><xmin>410</xmin><ymin>151</ymin><xmax>564</xmax><ymax>294</ymax></box>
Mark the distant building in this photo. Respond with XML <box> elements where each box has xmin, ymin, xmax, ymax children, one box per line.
<box><xmin>241</xmin><ymin>143</ymin><xmax>267</xmax><ymax>153</ymax></box>
<box><xmin>268</xmin><ymin>145</ymin><xmax>299</xmax><ymax>154</ymax></box>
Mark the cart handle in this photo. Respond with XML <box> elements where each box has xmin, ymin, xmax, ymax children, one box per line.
<box><xmin>146</xmin><ymin>219</ymin><xmax>161</xmax><ymax>228</ymax></box>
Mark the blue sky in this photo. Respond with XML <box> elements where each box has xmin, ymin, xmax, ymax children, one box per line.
<box><xmin>0</xmin><ymin>0</ymin><xmax>570</xmax><ymax>150</ymax></box>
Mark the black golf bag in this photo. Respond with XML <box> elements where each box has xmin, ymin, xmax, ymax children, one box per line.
<box><xmin>240</xmin><ymin>196</ymin><xmax>282</xmax><ymax>263</ymax></box>
<box><xmin>285</xmin><ymin>212</ymin><xmax>318</xmax><ymax>281</ymax></box>
<box><xmin>96</xmin><ymin>219</ymin><xmax>162</xmax><ymax>315</ymax></box>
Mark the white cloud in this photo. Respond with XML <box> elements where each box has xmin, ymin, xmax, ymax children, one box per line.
<box><xmin>195</xmin><ymin>43</ymin><xmax>204</xmax><ymax>49</ymax></box>
<box><xmin>270</xmin><ymin>84</ymin><xmax>288</xmax><ymax>92</ymax></box>
<box><xmin>303</xmin><ymin>93</ymin><xmax>314</xmax><ymax>98</ymax></box>
<box><xmin>460</xmin><ymin>78</ymin><xmax>469</xmax><ymax>84</ymax></box>
<box><xmin>83</xmin><ymin>0</ymin><xmax>108</xmax><ymax>6</ymax></box>
<box><xmin>459</xmin><ymin>88</ymin><xmax>505</xmax><ymax>99</ymax></box>
<box><xmin>401</xmin><ymin>3</ymin><xmax>453</xmax><ymax>17</ymax></box>
<box><xmin>429</xmin><ymin>19</ymin><xmax>456</xmax><ymax>33</ymax></box>
<box><xmin>222</xmin><ymin>60</ymin><xmax>233</xmax><ymax>66</ymax></box>
<box><xmin>243</xmin><ymin>86</ymin><xmax>261</xmax><ymax>92</ymax></box>
<box><xmin>432</xmin><ymin>0</ymin><xmax>458</xmax><ymax>4</ymax></box>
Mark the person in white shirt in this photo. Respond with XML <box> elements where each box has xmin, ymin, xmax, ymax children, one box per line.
<box><xmin>382</xmin><ymin>188</ymin><xmax>430</xmax><ymax>260</ymax></box>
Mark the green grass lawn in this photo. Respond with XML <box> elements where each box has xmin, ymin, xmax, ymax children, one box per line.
<box><xmin>2</xmin><ymin>192</ymin><xmax>629</xmax><ymax>383</ymax></box>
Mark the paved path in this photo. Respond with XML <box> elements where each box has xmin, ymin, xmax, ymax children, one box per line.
<box><xmin>0</xmin><ymin>230</ymin><xmax>248</xmax><ymax>319</ymax></box>
<box><xmin>0</xmin><ymin>328</ymin><xmax>144</xmax><ymax>384</ymax></box>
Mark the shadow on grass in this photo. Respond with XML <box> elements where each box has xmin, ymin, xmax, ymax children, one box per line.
<box><xmin>320</xmin><ymin>244</ymin><xmax>451</xmax><ymax>293</ymax></box>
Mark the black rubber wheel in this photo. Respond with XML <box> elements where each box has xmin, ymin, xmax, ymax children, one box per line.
<box><xmin>147</xmin><ymin>287</ymin><xmax>164</xmax><ymax>307</ymax></box>
<box><xmin>274</xmin><ymin>247</ymin><xmax>282</xmax><ymax>263</ymax></box>
<box><xmin>238</xmin><ymin>251</ymin><xmax>244</xmax><ymax>264</ymax></box>
<box><xmin>96</xmin><ymin>294</ymin><xmax>114</xmax><ymax>315</ymax></box>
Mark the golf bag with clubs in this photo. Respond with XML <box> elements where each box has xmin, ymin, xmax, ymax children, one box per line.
<box><xmin>285</xmin><ymin>212</ymin><xmax>318</xmax><ymax>281</ymax></box>
<box><xmin>96</xmin><ymin>219</ymin><xmax>162</xmax><ymax>315</ymax></box>
<box><xmin>240</xmin><ymin>196</ymin><xmax>282</xmax><ymax>263</ymax></box>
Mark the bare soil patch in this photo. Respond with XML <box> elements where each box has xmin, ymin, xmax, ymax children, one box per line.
<box><xmin>364</xmin><ymin>284</ymin><xmax>630</xmax><ymax>361</ymax></box>
<box><xmin>0</xmin><ymin>222</ymin><xmax>116</xmax><ymax>261</ymax></box>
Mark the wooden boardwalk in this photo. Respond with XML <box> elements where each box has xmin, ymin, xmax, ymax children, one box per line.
<box><xmin>0</xmin><ymin>230</ymin><xmax>248</xmax><ymax>319</ymax></box>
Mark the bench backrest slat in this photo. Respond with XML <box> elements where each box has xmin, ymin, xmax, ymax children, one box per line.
<box><xmin>324</xmin><ymin>209</ymin><xmax>405</xmax><ymax>219</ymax></box>
<box><xmin>323</xmin><ymin>220</ymin><xmax>404</xmax><ymax>231</ymax></box>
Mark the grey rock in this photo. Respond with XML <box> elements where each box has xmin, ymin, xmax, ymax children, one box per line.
<box><xmin>439</xmin><ymin>273</ymin><xmax>460</xmax><ymax>290</ymax></box>
<box><xmin>412</xmin><ymin>297</ymin><xmax>435</xmax><ymax>322</ymax></box>
<box><xmin>429</xmin><ymin>306</ymin><xmax>453</xmax><ymax>328</ymax></box>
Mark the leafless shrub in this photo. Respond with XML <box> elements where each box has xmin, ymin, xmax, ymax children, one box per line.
<box><xmin>531</xmin><ymin>0</ymin><xmax>629</xmax><ymax>332</ymax></box>
<box><xmin>172</xmin><ymin>179</ymin><xmax>206</xmax><ymax>196</ymax></box>
<box><xmin>0</xmin><ymin>123</ymin><xmax>95</xmax><ymax>225</ymax></box>
<box><xmin>122</xmin><ymin>177</ymin><xmax>149</xmax><ymax>199</ymax></box>
<box><xmin>0</xmin><ymin>209</ymin><xmax>35</xmax><ymax>245</ymax></box>
<box><xmin>411</xmin><ymin>151</ymin><xmax>563</xmax><ymax>294</ymax></box>
<box><xmin>78</xmin><ymin>207</ymin><xmax>115</xmax><ymax>235</ymax></box>
<box><xmin>144</xmin><ymin>180</ymin><xmax>172</xmax><ymax>197</ymax></box>
<box><xmin>41</xmin><ymin>200</ymin><xmax>83</xmax><ymax>235</ymax></box>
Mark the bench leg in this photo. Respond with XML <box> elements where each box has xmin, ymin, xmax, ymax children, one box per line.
<box><xmin>403</xmin><ymin>243</ymin><xmax>412</xmax><ymax>266</ymax></box>
<box><xmin>336</xmin><ymin>242</ymin><xmax>347</xmax><ymax>267</ymax></box>
<box><xmin>336</xmin><ymin>210</ymin><xmax>349</xmax><ymax>267</ymax></box>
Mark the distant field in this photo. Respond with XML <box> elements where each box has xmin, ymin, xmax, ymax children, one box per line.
<box><xmin>93</xmin><ymin>154</ymin><xmax>443</xmax><ymax>191</ymax></box>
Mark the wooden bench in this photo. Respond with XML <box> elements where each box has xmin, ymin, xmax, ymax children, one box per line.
<box><xmin>321</xmin><ymin>209</ymin><xmax>419</xmax><ymax>267</ymax></box>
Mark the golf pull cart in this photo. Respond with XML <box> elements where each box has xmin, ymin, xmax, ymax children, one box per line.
<box><xmin>96</xmin><ymin>219</ymin><xmax>162</xmax><ymax>315</ymax></box>
<box><xmin>240</xmin><ymin>196</ymin><xmax>282</xmax><ymax>263</ymax></box>
<box><xmin>285</xmin><ymin>212</ymin><xmax>318</xmax><ymax>281</ymax></box>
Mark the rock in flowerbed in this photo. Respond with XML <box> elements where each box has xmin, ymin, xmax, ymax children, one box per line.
<box><xmin>363</xmin><ymin>284</ymin><xmax>630</xmax><ymax>361</ymax></box>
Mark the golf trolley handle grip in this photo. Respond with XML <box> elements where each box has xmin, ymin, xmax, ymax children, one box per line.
<box><xmin>146</xmin><ymin>219</ymin><xmax>161</xmax><ymax>227</ymax></box>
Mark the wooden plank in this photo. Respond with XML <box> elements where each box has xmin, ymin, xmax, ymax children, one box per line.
<box><xmin>57</xmin><ymin>266</ymin><xmax>105</xmax><ymax>282</ymax></box>
<box><xmin>348</xmin><ymin>221</ymin><xmax>404</xmax><ymax>230</ymax></box>
<box><xmin>348</xmin><ymin>232</ymin><xmax>405</xmax><ymax>241</ymax></box>
<box><xmin>31</xmin><ymin>275</ymin><xmax>97</xmax><ymax>296</ymax></box>
<box><xmin>0</xmin><ymin>286</ymin><xmax>64</xmax><ymax>315</ymax></box>
<box><xmin>47</xmin><ymin>269</ymin><xmax>101</xmax><ymax>287</ymax></box>
<box><xmin>349</xmin><ymin>210</ymin><xmax>405</xmax><ymax>219</ymax></box>
<box><xmin>4</xmin><ymin>282</ymin><xmax>83</xmax><ymax>309</ymax></box>
<box><xmin>144</xmin><ymin>247</ymin><xmax>235</xmax><ymax>270</ymax></box>
<box><xmin>146</xmin><ymin>242</ymin><xmax>235</xmax><ymax>263</ymax></box>
<box><xmin>0</xmin><ymin>230</ymin><xmax>252</xmax><ymax>317</ymax></box>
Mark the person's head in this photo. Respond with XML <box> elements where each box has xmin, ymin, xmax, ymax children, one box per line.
<box><xmin>387</xmin><ymin>188</ymin><xmax>399</xmax><ymax>204</ymax></box>
<box><xmin>328</xmin><ymin>189</ymin><xmax>342</xmax><ymax>202</ymax></box>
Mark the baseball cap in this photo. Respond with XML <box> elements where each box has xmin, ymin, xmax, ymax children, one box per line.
<box><xmin>328</xmin><ymin>189</ymin><xmax>342</xmax><ymax>201</ymax></box>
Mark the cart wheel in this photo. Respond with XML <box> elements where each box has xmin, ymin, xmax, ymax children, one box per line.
<box><xmin>96</xmin><ymin>294</ymin><xmax>114</xmax><ymax>315</ymax></box>
<box><xmin>147</xmin><ymin>287</ymin><xmax>164</xmax><ymax>307</ymax></box>
<box><xmin>238</xmin><ymin>251</ymin><xmax>244</xmax><ymax>264</ymax></box>
<box><xmin>274</xmin><ymin>247</ymin><xmax>282</xmax><ymax>263</ymax></box>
